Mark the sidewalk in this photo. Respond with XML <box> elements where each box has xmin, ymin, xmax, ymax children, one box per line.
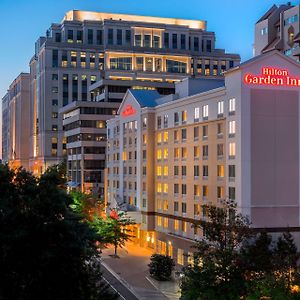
<box><xmin>101</xmin><ymin>243</ymin><xmax>181</xmax><ymax>300</ymax></box>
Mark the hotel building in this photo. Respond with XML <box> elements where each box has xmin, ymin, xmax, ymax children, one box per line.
<box><xmin>254</xmin><ymin>3</ymin><xmax>300</xmax><ymax>61</ymax></box>
<box><xmin>1</xmin><ymin>73</ymin><xmax>31</xmax><ymax>169</ymax></box>
<box><xmin>29</xmin><ymin>9</ymin><xmax>239</xmax><ymax>175</ymax></box>
<box><xmin>106</xmin><ymin>50</ymin><xmax>300</xmax><ymax>265</ymax></box>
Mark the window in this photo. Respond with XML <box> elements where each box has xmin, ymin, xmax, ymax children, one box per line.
<box><xmin>182</xmin><ymin>221</ymin><xmax>187</xmax><ymax>232</ymax></box>
<box><xmin>163</xmin><ymin>183</ymin><xmax>168</xmax><ymax>194</ymax></box>
<box><xmin>52</xmin><ymin>99</ymin><xmax>58</xmax><ymax>106</ymax></box>
<box><xmin>157</xmin><ymin>116</ymin><xmax>162</xmax><ymax>129</ymax></box>
<box><xmin>202</xmin><ymin>125</ymin><xmax>208</xmax><ymax>138</ymax></box>
<box><xmin>194</xmin><ymin>107</ymin><xmax>200</xmax><ymax>121</ymax></box>
<box><xmin>182</xmin><ymin>111</ymin><xmax>187</xmax><ymax>123</ymax></box>
<box><xmin>194</xmin><ymin>146</ymin><xmax>200</xmax><ymax>158</ymax></box>
<box><xmin>174</xmin><ymin>166</ymin><xmax>179</xmax><ymax>176</ymax></box>
<box><xmin>136</xmin><ymin>57</ymin><xmax>143</xmax><ymax>71</ymax></box>
<box><xmin>163</xmin><ymin>217</ymin><xmax>168</xmax><ymax>229</ymax></box>
<box><xmin>135</xmin><ymin>34</ymin><xmax>142</xmax><ymax>46</ymax></box>
<box><xmin>96</xmin><ymin>30</ymin><xmax>103</xmax><ymax>45</ymax></box>
<box><xmin>67</xmin><ymin>29</ymin><xmax>73</xmax><ymax>43</ymax></box>
<box><xmin>163</xmin><ymin>114</ymin><xmax>168</xmax><ymax>128</ymax></box>
<box><xmin>87</xmin><ymin>29</ymin><xmax>93</xmax><ymax>44</ymax></box>
<box><xmin>182</xmin><ymin>147</ymin><xmax>187</xmax><ymax>159</ymax></box>
<box><xmin>182</xmin><ymin>165</ymin><xmax>187</xmax><ymax>176</ymax></box>
<box><xmin>182</xmin><ymin>202</ymin><xmax>187</xmax><ymax>212</ymax></box>
<box><xmin>157</xmin><ymin>216</ymin><xmax>162</xmax><ymax>226</ymax></box>
<box><xmin>52</xmin><ymin>74</ymin><xmax>58</xmax><ymax>80</ymax></box>
<box><xmin>52</xmin><ymin>125</ymin><xmax>58</xmax><ymax>131</ymax></box>
<box><xmin>229</xmin><ymin>165</ymin><xmax>236</xmax><ymax>178</ymax></box>
<box><xmin>178</xmin><ymin>249</ymin><xmax>184</xmax><ymax>265</ymax></box>
<box><xmin>52</xmin><ymin>50</ymin><xmax>58</xmax><ymax>68</ymax></box>
<box><xmin>172</xmin><ymin>33</ymin><xmax>177</xmax><ymax>49</ymax></box>
<box><xmin>261</xmin><ymin>27</ymin><xmax>268</xmax><ymax>35</ymax></box>
<box><xmin>218</xmin><ymin>101</ymin><xmax>224</xmax><ymax>115</ymax></box>
<box><xmin>229</xmin><ymin>121</ymin><xmax>236</xmax><ymax>136</ymax></box>
<box><xmin>202</xmin><ymin>145</ymin><xmax>208</xmax><ymax>158</ymax></box>
<box><xmin>181</xmin><ymin>128</ymin><xmax>187</xmax><ymax>140</ymax></box>
<box><xmin>194</xmin><ymin>165</ymin><xmax>200</xmax><ymax>177</ymax></box>
<box><xmin>194</xmin><ymin>37</ymin><xmax>199</xmax><ymax>51</ymax></box>
<box><xmin>157</xmin><ymin>149</ymin><xmax>162</xmax><ymax>160</ymax></box>
<box><xmin>217</xmin><ymin>123</ymin><xmax>223</xmax><ymax>136</ymax></box>
<box><xmin>180</xmin><ymin>34</ymin><xmax>186</xmax><ymax>49</ymax></box>
<box><xmin>174</xmin><ymin>112</ymin><xmax>179</xmax><ymax>124</ymax></box>
<box><xmin>203</xmin><ymin>185</ymin><xmax>208</xmax><ymax>198</ymax></box>
<box><xmin>174</xmin><ymin>130</ymin><xmax>179</xmax><ymax>142</ymax></box>
<box><xmin>203</xmin><ymin>165</ymin><xmax>208</xmax><ymax>177</ymax></box>
<box><xmin>52</xmin><ymin>112</ymin><xmax>58</xmax><ymax>119</ymax></box>
<box><xmin>157</xmin><ymin>166</ymin><xmax>162</xmax><ymax>176</ymax></box>
<box><xmin>174</xmin><ymin>148</ymin><xmax>180</xmax><ymax>159</ymax></box>
<box><xmin>166</xmin><ymin>59</ymin><xmax>186</xmax><ymax>73</ymax></box>
<box><xmin>194</xmin><ymin>185</ymin><xmax>200</xmax><ymax>196</ymax></box>
<box><xmin>182</xmin><ymin>185</ymin><xmax>187</xmax><ymax>195</ymax></box>
<box><xmin>174</xmin><ymin>219</ymin><xmax>179</xmax><ymax>230</ymax></box>
<box><xmin>229</xmin><ymin>187</ymin><xmax>236</xmax><ymax>200</ymax></box>
<box><xmin>194</xmin><ymin>126</ymin><xmax>199</xmax><ymax>139</ymax></box>
<box><xmin>117</xmin><ymin>29</ymin><xmax>122</xmax><ymax>45</ymax></box>
<box><xmin>229</xmin><ymin>98</ymin><xmax>236</xmax><ymax>114</ymax></box>
<box><xmin>163</xmin><ymin>200</ymin><xmax>168</xmax><ymax>210</ymax></box>
<box><xmin>110</xmin><ymin>57</ymin><xmax>132</xmax><ymax>70</ymax></box>
<box><xmin>153</xmin><ymin>35</ymin><xmax>160</xmax><ymax>48</ymax></box>
<box><xmin>217</xmin><ymin>165</ymin><xmax>225</xmax><ymax>177</ymax></box>
<box><xmin>174</xmin><ymin>184</ymin><xmax>179</xmax><ymax>194</ymax></box>
<box><xmin>217</xmin><ymin>186</ymin><xmax>225</xmax><ymax>199</ymax></box>
<box><xmin>164</xmin><ymin>32</ymin><xmax>169</xmax><ymax>48</ymax></box>
<box><xmin>125</xmin><ymin>30</ymin><xmax>131</xmax><ymax>45</ymax></box>
<box><xmin>202</xmin><ymin>105</ymin><xmax>208</xmax><ymax>119</ymax></box>
<box><xmin>163</xmin><ymin>149</ymin><xmax>168</xmax><ymax>159</ymax></box>
<box><xmin>157</xmin><ymin>183</ymin><xmax>162</xmax><ymax>193</ymax></box>
<box><xmin>206</xmin><ymin>40</ymin><xmax>212</xmax><ymax>52</ymax></box>
<box><xmin>108</xmin><ymin>28</ymin><xmax>114</xmax><ymax>45</ymax></box>
<box><xmin>217</xmin><ymin>144</ymin><xmax>224</xmax><ymax>156</ymax></box>
<box><xmin>229</xmin><ymin>142</ymin><xmax>236</xmax><ymax>158</ymax></box>
<box><xmin>157</xmin><ymin>133</ymin><xmax>162</xmax><ymax>144</ymax></box>
<box><xmin>163</xmin><ymin>131</ymin><xmax>168</xmax><ymax>142</ymax></box>
<box><xmin>194</xmin><ymin>204</ymin><xmax>201</xmax><ymax>215</ymax></box>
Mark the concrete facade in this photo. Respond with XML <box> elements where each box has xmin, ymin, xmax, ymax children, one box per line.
<box><xmin>1</xmin><ymin>92</ymin><xmax>10</xmax><ymax>164</ymax></box>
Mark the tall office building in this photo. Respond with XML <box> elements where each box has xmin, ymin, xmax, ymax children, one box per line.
<box><xmin>107</xmin><ymin>51</ymin><xmax>300</xmax><ymax>265</ymax></box>
<box><xmin>254</xmin><ymin>3</ymin><xmax>300</xmax><ymax>61</ymax></box>
<box><xmin>1</xmin><ymin>73</ymin><xmax>31</xmax><ymax>169</ymax></box>
<box><xmin>1</xmin><ymin>92</ymin><xmax>10</xmax><ymax>164</ymax></box>
<box><xmin>29</xmin><ymin>9</ymin><xmax>240</xmax><ymax>175</ymax></box>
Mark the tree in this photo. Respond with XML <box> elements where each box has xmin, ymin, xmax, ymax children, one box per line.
<box><xmin>181</xmin><ymin>200</ymin><xmax>252</xmax><ymax>300</ymax></box>
<box><xmin>91</xmin><ymin>209</ymin><xmax>135</xmax><ymax>257</ymax></box>
<box><xmin>148</xmin><ymin>254</ymin><xmax>175</xmax><ymax>281</ymax></box>
<box><xmin>0</xmin><ymin>164</ymin><xmax>116</xmax><ymax>300</ymax></box>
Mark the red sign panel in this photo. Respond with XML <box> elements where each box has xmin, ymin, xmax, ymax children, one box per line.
<box><xmin>244</xmin><ymin>67</ymin><xmax>300</xmax><ymax>87</ymax></box>
<box><xmin>121</xmin><ymin>104</ymin><xmax>136</xmax><ymax>117</ymax></box>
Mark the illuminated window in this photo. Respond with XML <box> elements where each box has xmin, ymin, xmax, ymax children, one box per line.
<box><xmin>163</xmin><ymin>200</ymin><xmax>168</xmax><ymax>211</ymax></box>
<box><xmin>80</xmin><ymin>52</ymin><xmax>86</xmax><ymax>68</ymax></box>
<box><xmin>157</xmin><ymin>216</ymin><xmax>162</xmax><ymax>227</ymax></box>
<box><xmin>163</xmin><ymin>166</ymin><xmax>168</xmax><ymax>176</ymax></box>
<box><xmin>143</xmin><ymin>134</ymin><xmax>147</xmax><ymax>144</ymax></box>
<box><xmin>163</xmin><ymin>149</ymin><xmax>168</xmax><ymax>159</ymax></box>
<box><xmin>229</xmin><ymin>121</ymin><xmax>236</xmax><ymax>135</ymax></box>
<box><xmin>157</xmin><ymin>199</ymin><xmax>162</xmax><ymax>210</ymax></box>
<box><xmin>174</xmin><ymin>148</ymin><xmax>180</xmax><ymax>159</ymax></box>
<box><xmin>71</xmin><ymin>51</ymin><xmax>77</xmax><ymax>68</ymax></box>
<box><xmin>163</xmin><ymin>131</ymin><xmax>168</xmax><ymax>142</ymax></box>
<box><xmin>194</xmin><ymin>146</ymin><xmax>200</xmax><ymax>158</ymax></box>
<box><xmin>157</xmin><ymin>149</ymin><xmax>162</xmax><ymax>160</ymax></box>
<box><xmin>174</xmin><ymin>220</ymin><xmax>179</xmax><ymax>231</ymax></box>
<box><xmin>163</xmin><ymin>217</ymin><xmax>168</xmax><ymax>229</ymax></box>
<box><xmin>194</xmin><ymin>185</ymin><xmax>200</xmax><ymax>196</ymax></box>
<box><xmin>157</xmin><ymin>183</ymin><xmax>162</xmax><ymax>193</ymax></box>
<box><xmin>96</xmin><ymin>121</ymin><xmax>105</xmax><ymax>128</ymax></box>
<box><xmin>229</xmin><ymin>98</ymin><xmax>236</xmax><ymax>113</ymax></box>
<box><xmin>229</xmin><ymin>142</ymin><xmax>236</xmax><ymax>157</ymax></box>
<box><xmin>217</xmin><ymin>186</ymin><xmax>225</xmax><ymax>199</ymax></box>
<box><xmin>182</xmin><ymin>147</ymin><xmax>187</xmax><ymax>159</ymax></box>
<box><xmin>122</xmin><ymin>151</ymin><xmax>127</xmax><ymax>161</ymax></box>
<box><xmin>163</xmin><ymin>183</ymin><xmax>168</xmax><ymax>194</ymax></box>
<box><xmin>52</xmin><ymin>112</ymin><xmax>58</xmax><ymax>119</ymax></box>
<box><xmin>182</xmin><ymin>221</ymin><xmax>187</xmax><ymax>232</ymax></box>
<box><xmin>194</xmin><ymin>204</ymin><xmax>201</xmax><ymax>215</ymax></box>
<box><xmin>157</xmin><ymin>133</ymin><xmax>162</xmax><ymax>143</ymax></box>
<box><xmin>157</xmin><ymin>166</ymin><xmax>162</xmax><ymax>176</ymax></box>
<box><xmin>202</xmin><ymin>105</ymin><xmax>208</xmax><ymax>118</ymax></box>
<box><xmin>182</xmin><ymin>110</ymin><xmax>187</xmax><ymax>123</ymax></box>
<box><xmin>194</xmin><ymin>107</ymin><xmax>200</xmax><ymax>120</ymax></box>
<box><xmin>188</xmin><ymin>252</ymin><xmax>194</xmax><ymax>266</ymax></box>
<box><xmin>218</xmin><ymin>101</ymin><xmax>224</xmax><ymax>115</ymax></box>
<box><xmin>217</xmin><ymin>165</ymin><xmax>225</xmax><ymax>177</ymax></box>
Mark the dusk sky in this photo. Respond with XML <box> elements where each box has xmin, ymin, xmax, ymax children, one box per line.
<box><xmin>0</xmin><ymin>0</ymin><xmax>296</xmax><ymax>157</ymax></box>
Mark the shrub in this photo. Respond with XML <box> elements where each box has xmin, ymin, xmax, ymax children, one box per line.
<box><xmin>148</xmin><ymin>254</ymin><xmax>175</xmax><ymax>281</ymax></box>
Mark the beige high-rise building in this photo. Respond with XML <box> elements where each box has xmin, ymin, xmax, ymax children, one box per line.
<box><xmin>4</xmin><ymin>73</ymin><xmax>31</xmax><ymax>169</ymax></box>
<box><xmin>29</xmin><ymin>9</ymin><xmax>240</xmax><ymax>175</ymax></box>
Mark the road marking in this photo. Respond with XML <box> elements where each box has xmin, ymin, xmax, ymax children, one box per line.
<box><xmin>102</xmin><ymin>276</ymin><xmax>126</xmax><ymax>300</ymax></box>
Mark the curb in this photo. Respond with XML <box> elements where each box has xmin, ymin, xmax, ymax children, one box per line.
<box><xmin>102</xmin><ymin>261</ymin><xmax>141</xmax><ymax>299</ymax></box>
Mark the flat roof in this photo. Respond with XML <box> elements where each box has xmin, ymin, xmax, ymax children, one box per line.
<box><xmin>63</xmin><ymin>10</ymin><xmax>206</xmax><ymax>30</ymax></box>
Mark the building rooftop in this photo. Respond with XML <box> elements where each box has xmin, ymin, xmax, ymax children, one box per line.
<box><xmin>129</xmin><ymin>89</ymin><xmax>161</xmax><ymax>107</ymax></box>
<box><xmin>63</xmin><ymin>10</ymin><xmax>206</xmax><ymax>30</ymax></box>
